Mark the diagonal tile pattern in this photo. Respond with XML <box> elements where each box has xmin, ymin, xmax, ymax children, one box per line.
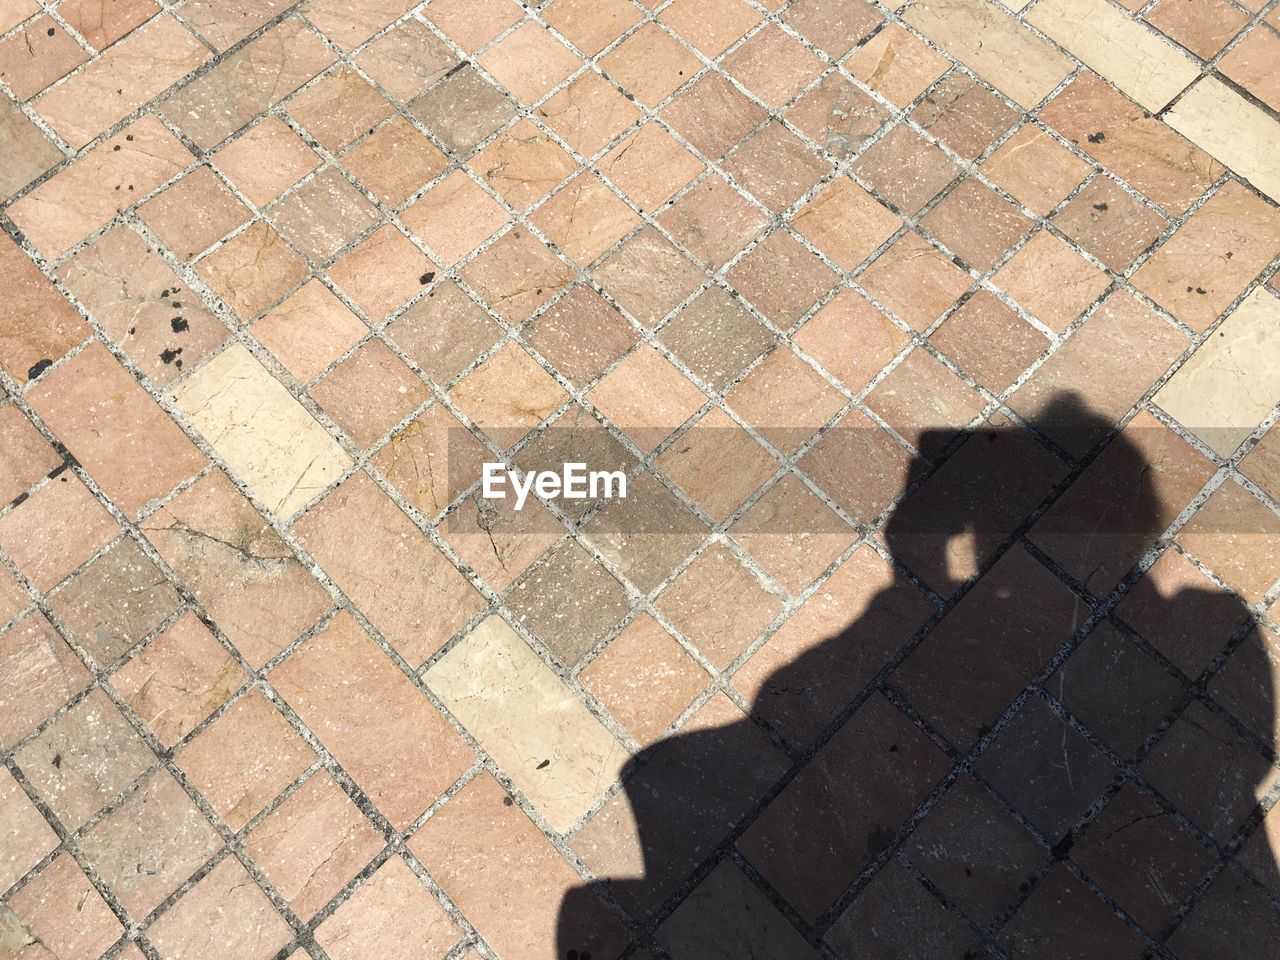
<box><xmin>2</xmin><ymin>0</ymin><xmax>1280</xmax><ymax>958</ymax></box>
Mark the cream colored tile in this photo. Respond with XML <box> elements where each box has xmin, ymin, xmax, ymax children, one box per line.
<box><xmin>1155</xmin><ymin>287</ymin><xmax>1280</xmax><ymax>457</ymax></box>
<box><xmin>1164</xmin><ymin>76</ymin><xmax>1280</xmax><ymax>203</ymax></box>
<box><xmin>904</xmin><ymin>0</ymin><xmax>1072</xmax><ymax>108</ymax></box>
<box><xmin>1027</xmin><ymin>0</ymin><xmax>1197</xmax><ymax>111</ymax></box>
<box><xmin>424</xmin><ymin>615</ymin><xmax>629</xmax><ymax>832</ymax></box>
<box><xmin>171</xmin><ymin>344</ymin><xmax>352</xmax><ymax>518</ymax></box>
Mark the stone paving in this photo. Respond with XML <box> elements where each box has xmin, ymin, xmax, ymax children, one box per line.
<box><xmin>2</xmin><ymin>0</ymin><xmax>1280</xmax><ymax>958</ymax></box>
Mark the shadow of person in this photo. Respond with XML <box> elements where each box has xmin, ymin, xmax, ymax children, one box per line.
<box><xmin>558</xmin><ymin>393</ymin><xmax>1280</xmax><ymax>960</ymax></box>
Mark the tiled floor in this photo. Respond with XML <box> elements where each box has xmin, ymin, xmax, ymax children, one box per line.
<box><xmin>2</xmin><ymin>0</ymin><xmax>1280</xmax><ymax>958</ymax></box>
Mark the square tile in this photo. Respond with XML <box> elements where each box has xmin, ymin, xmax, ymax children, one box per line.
<box><xmin>794</xmin><ymin>289</ymin><xmax>909</xmax><ymax>392</ymax></box>
<box><xmin>846</xmin><ymin>23</ymin><xmax>949</xmax><ymax>107</ymax></box>
<box><xmin>469</xmin><ymin>118</ymin><xmax>579</xmax><ymax>211</ymax></box>
<box><xmin>195</xmin><ymin>221</ymin><xmax>309</xmax><ymax>321</ymax></box>
<box><xmin>931</xmin><ymin>290</ymin><xmax>1049</xmax><ymax>391</ymax></box>
<box><xmin>410</xmin><ymin>66</ymin><xmax>517</xmax><ymax>154</ymax></box>
<box><xmin>303</xmin><ymin>0</ymin><xmax>415</xmax><ymax>50</ymax></box>
<box><xmin>999</xmin><ymin>864</ymin><xmax>1146</xmax><ymax>959</ymax></box>
<box><xmin>1145</xmin><ymin>0</ymin><xmax>1249</xmax><ymax>59</ymax></box>
<box><xmin>451</xmin><ymin>341</ymin><xmax>568</xmax><ymax>445</ymax></box>
<box><xmin>354</xmin><ymin>19</ymin><xmax>454</xmax><ymax>101</ymax></box>
<box><xmin>1178</xmin><ymin>481</ymin><xmax>1280</xmax><ymax>603</ymax></box>
<box><xmin>1051</xmin><ymin>176</ymin><xmax>1169</xmax><ymax>272</ymax></box>
<box><xmin>921</xmin><ymin>177</ymin><xmax>1033</xmax><ymax>272</ymax></box>
<box><xmin>138</xmin><ymin>166</ymin><xmax>250</xmax><ymax>261</ymax></box>
<box><xmin>860</xmin><ymin>231</ymin><xmax>973</xmax><ymax>331</ymax></box>
<box><xmin>726</xmin><ymin>347</ymin><xmax>845</xmax><ymax>453</ymax></box>
<box><xmin>981</xmin><ymin>124</ymin><xmax>1091</xmax><ymax>216</ymax></box>
<box><xmin>270</xmin><ymin>611</ymin><xmax>474</xmax><ymax>828</ymax></box>
<box><xmin>592</xmin><ymin>226</ymin><xmax>705</xmax><ymax>327</ymax></box>
<box><xmin>111</xmin><ymin>612</ymin><xmax>245</xmax><ymax>748</ymax></box>
<box><xmin>213</xmin><ymin>115</ymin><xmax>321</xmax><ymax>207</ymax></box>
<box><xmin>459</xmin><ymin>226</ymin><xmax>573</xmax><ymax>323</ymax></box>
<box><xmin>785</xmin><ymin>0</ymin><xmax>881</xmax><ymax>57</ymax></box>
<box><xmin>797</xmin><ymin>409</ymin><xmax>914</xmax><ymax>523</ymax></box>
<box><xmin>373</xmin><ymin>405</ymin><xmax>487</xmax><ymax>520</ymax></box>
<box><xmin>526</xmin><ymin>284</ymin><xmax>639</xmax><ymax>387</ymax></box>
<box><xmin>852</xmin><ymin>123</ymin><xmax>959</xmax><ymax>215</ymax></box>
<box><xmin>59</xmin><ymin>0</ymin><xmax>158</xmax><ymax>49</ymax></box>
<box><xmin>656</xmin><ymin>407</ymin><xmax>779</xmax><ymax>521</ymax></box>
<box><xmin>477</xmin><ymin>21</ymin><xmax>582</xmax><ymax>104</ymax></box>
<box><xmin>287</xmin><ymin>66</ymin><xmax>393</xmax><ymax>153</ymax></box>
<box><xmin>341</xmin><ymin>115</ymin><xmax>447</xmax><ymax>205</ymax></box>
<box><xmin>722</xmin><ymin>23</ymin><xmax>823</xmax><ymax>110</ymax></box>
<box><xmin>2</xmin><ymin>853</ymin><xmax>122</xmax><ymax>960</ymax></box>
<box><xmin>386</xmin><ymin>280</ymin><xmax>502</xmax><ymax>385</ymax></box>
<box><xmin>658</xmin><ymin>285</ymin><xmax>773</xmax><ymax>392</ymax></box>
<box><xmin>252</xmin><ymin>279</ymin><xmax>369</xmax><ymax>384</ymax></box>
<box><xmin>270</xmin><ymin>167</ymin><xmax>382</xmax><ymax>265</ymax></box>
<box><xmin>827</xmin><ymin>861</ymin><xmax>976</xmax><ymax>959</ymax></box>
<box><xmin>910</xmin><ymin>73</ymin><xmax>1018</xmax><ymax>161</ymax></box>
<box><xmin>601</xmin><ymin>122</ymin><xmax>704</xmax><ymax>212</ymax></box>
<box><xmin>442</xmin><ymin>487</ymin><xmax>561</xmax><ymax>592</ymax></box>
<box><xmin>662</xmin><ymin>0</ymin><xmax>759</xmax><ymax>57</ymax></box>
<box><xmin>662</xmin><ymin>72</ymin><xmax>767</xmax><ymax>160</ymax></box>
<box><xmin>0</xmin><ymin>237</ymin><xmax>89</xmax><ymax>386</ymax></box>
<box><xmin>535</xmin><ymin>70</ymin><xmax>641</xmax><ymax>156</ymax></box>
<box><xmin>726</xmin><ymin>229</ymin><xmax>837</xmax><ymax>328</ymax></box>
<box><xmin>1220</xmin><ymin>24</ymin><xmax>1280</xmax><ymax>112</ymax></box>
<box><xmin>423</xmin><ymin>0</ymin><xmax>522</xmax><ymax>52</ymax></box>
<box><xmin>787</xmin><ymin>72</ymin><xmax>887</xmax><ymax>157</ymax></box>
<box><xmin>588</xmin><ymin>345</ymin><xmax>706</xmax><ymax>452</ymax></box>
<box><xmin>310</xmin><ymin>338</ymin><xmax>429</xmax><ymax>448</ymax></box>
<box><xmin>401</xmin><ymin>170</ymin><xmax>510</xmax><ymax>265</ymax></box>
<box><xmin>992</xmin><ymin>230</ymin><xmax>1110</xmax><ymax>332</ymax></box>
<box><xmin>600</xmin><ymin>23</ymin><xmax>700</xmax><ymax>107</ymax></box>
<box><xmin>328</xmin><ymin>224</ymin><xmax>435</xmax><ymax>320</ymax></box>
<box><xmin>531</xmin><ymin>171</ymin><xmax>640</xmax><ymax>266</ymax></box>
<box><xmin>725</xmin><ymin>121</ymin><xmax>831</xmax><ymax>213</ymax></box>
<box><xmin>659</xmin><ymin>173</ymin><xmax>769</xmax><ymax>269</ymax></box>
<box><xmin>790</xmin><ymin>176</ymin><xmax>900</xmax><ymax>271</ymax></box>
<box><xmin>0</xmin><ymin>765</ymin><xmax>60</xmax><ymax>895</ymax></box>
<box><xmin>865</xmin><ymin>347</ymin><xmax>986</xmax><ymax>449</ymax></box>
<box><xmin>0</xmin><ymin>472</ymin><xmax>118</xmax><ymax>592</ymax></box>
<box><xmin>543</xmin><ymin>0</ymin><xmax>641</xmax><ymax>56</ymax></box>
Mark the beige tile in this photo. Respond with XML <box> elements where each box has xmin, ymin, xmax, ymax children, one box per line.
<box><xmin>271</xmin><ymin>611</ymin><xmax>474</xmax><ymax>829</ymax></box>
<box><xmin>8</xmin><ymin>115</ymin><xmax>191</xmax><ymax>258</ymax></box>
<box><xmin>1154</xmin><ymin>287</ymin><xmax>1280</xmax><ymax>457</ymax></box>
<box><xmin>33</xmin><ymin>14</ymin><xmax>209</xmax><ymax>148</ymax></box>
<box><xmin>425</xmin><ymin>615</ymin><xmax>629</xmax><ymax>832</ymax></box>
<box><xmin>791</xmin><ymin>176</ymin><xmax>900</xmax><ymax>271</ymax></box>
<box><xmin>1027</xmin><ymin>0</ymin><xmax>1197</xmax><ymax>111</ymax></box>
<box><xmin>905</xmin><ymin>0</ymin><xmax>1073</xmax><ymax>109</ymax></box>
<box><xmin>171</xmin><ymin>343</ymin><xmax>352</xmax><ymax>519</ymax></box>
<box><xmin>845</xmin><ymin>23</ymin><xmax>950</xmax><ymax>109</ymax></box>
<box><xmin>1165</xmin><ymin>76</ymin><xmax>1280</xmax><ymax>204</ymax></box>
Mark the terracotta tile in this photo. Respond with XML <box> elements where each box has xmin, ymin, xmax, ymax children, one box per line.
<box><xmin>271</xmin><ymin>611</ymin><xmax>473</xmax><ymax>827</ymax></box>
<box><xmin>442</xmin><ymin>485</ymin><xmax>561</xmax><ymax>592</ymax></box>
<box><xmin>0</xmin><ymin>0</ymin><xmax>38</xmax><ymax>35</ymax></box>
<box><xmin>177</xmin><ymin>0</ymin><xmax>282</xmax><ymax>51</ymax></box>
<box><xmin>373</xmin><ymin>406</ymin><xmax>483</xmax><ymax>521</ymax></box>
<box><xmin>8</xmin><ymin>115</ymin><xmax>192</xmax><ymax>259</ymax></box>
<box><xmin>853</xmin><ymin>123</ymin><xmax>959</xmax><ymax>216</ymax></box>
<box><xmin>138</xmin><ymin>166</ymin><xmax>250</xmax><ymax>262</ymax></box>
<box><xmin>0</xmin><ymin>403</ymin><xmax>62</xmax><ymax>505</ymax></box>
<box><xmin>301</xmin><ymin>0</ymin><xmax>414</xmax><ymax>51</ymax></box>
<box><xmin>981</xmin><ymin>124</ymin><xmax>1091</xmax><ymax>216</ymax></box>
<box><xmin>171</xmin><ymin>343</ymin><xmax>351</xmax><ymax>519</ymax></box>
<box><xmin>543</xmin><ymin>0</ymin><xmax>641</xmax><ymax>56</ymax></box>
<box><xmin>726</xmin><ymin>229</ymin><xmax>836</xmax><ymax>328</ymax></box>
<box><xmin>799</xmin><ymin>409</ymin><xmax>915</xmax><ymax>523</ymax></box>
<box><xmin>583</xmin><ymin>469</ymin><xmax>708</xmax><ymax>591</ymax></box>
<box><xmin>1179</xmin><ymin>481</ymin><xmax>1280</xmax><ymax>603</ymax></box>
<box><xmin>59</xmin><ymin>0</ymin><xmax>159</xmax><ymax>50</ymax></box>
<box><xmin>57</xmin><ymin>227</ymin><xmax>228</xmax><ymax>385</ymax></box>
<box><xmin>726</xmin><ymin>347</ymin><xmax>845</xmax><ymax>453</ymax></box>
<box><xmin>141</xmin><ymin>469</ymin><xmax>332</xmax><ymax>667</ymax></box>
<box><xmin>906</xmin><ymin>776</ymin><xmax>1046</xmax><ymax>924</ymax></box>
<box><xmin>0</xmin><ymin>15</ymin><xmax>87</xmax><ymax>102</ymax></box>
<box><xmin>787</xmin><ymin>72</ymin><xmax>888</xmax><ymax>158</ymax></box>
<box><xmin>451</xmin><ymin>341</ymin><xmax>567</xmax><ymax>446</ymax></box>
<box><xmin>401</xmin><ymin>170</ymin><xmax>509</xmax><ymax>265</ymax></box>
<box><xmin>532</xmin><ymin>171</ymin><xmax>640</xmax><ymax>267</ymax></box>
<box><xmin>2</xmin><ymin>853</ymin><xmax>122</xmax><ymax>960</ymax></box>
<box><xmin>212</xmin><ymin>115</ymin><xmax>321</xmax><ymax>208</ymax></box>
<box><xmin>535</xmin><ymin>69</ymin><xmax>641</xmax><ymax>156</ymax></box>
<box><xmin>310</xmin><ymin>338</ymin><xmax>427</xmax><ymax>447</ymax></box>
<box><xmin>409</xmin><ymin>66</ymin><xmax>516</xmax><ymax>154</ymax></box>
<box><xmin>1154</xmin><ymin>287</ymin><xmax>1280</xmax><ymax>456</ymax></box>
<box><xmin>785</xmin><ymin>0</ymin><xmax>880</xmax><ymax>56</ymax></box>
<box><xmin>328</xmin><ymin>224</ymin><xmax>434</xmax><ymax>320</ymax></box>
<box><xmin>270</xmin><ymin>167</ymin><xmax>381</xmax><ymax>264</ymax></box>
<box><xmin>0</xmin><ymin>565</ymin><xmax>29</xmax><ymax>630</ymax></box>
<box><xmin>741</xmin><ymin>693</ymin><xmax>949</xmax><ymax>921</ymax></box>
<box><xmin>795</xmin><ymin>289</ymin><xmax>907</xmax><ymax>392</ymax></box>
<box><xmin>0</xmin><ymin>240</ymin><xmax>88</xmax><ymax>386</ymax></box>
<box><xmin>656</xmin><ymin>407</ymin><xmax>778</xmax><ymax>521</ymax></box>
<box><xmin>722</xmin><ymin>23</ymin><xmax>823</xmax><ymax>110</ymax></box>
<box><xmin>658</xmin><ymin>285</ymin><xmax>773</xmax><ymax>392</ymax></box>
<box><xmin>931</xmin><ymin>290</ymin><xmax>1048</xmax><ymax>391</ymax></box>
<box><xmin>662</xmin><ymin>72</ymin><xmax>767</xmax><ymax>161</ymax></box>
<box><xmin>866</xmin><ymin>348</ymin><xmax>986</xmax><ymax>449</ymax></box>
<box><xmin>16</xmin><ymin>687</ymin><xmax>154</xmax><ymax>830</ymax></box>
<box><xmin>1040</xmin><ymin>73</ymin><xmax>1222</xmax><ymax>215</ymax></box>
<box><xmin>426</xmin><ymin>615</ymin><xmax>628</xmax><ymax>830</ymax></box>
<box><xmin>386</xmin><ymin>280</ymin><xmax>501</xmax><ymax>385</ymax></box>
<box><xmin>409</xmin><ymin>772</ymin><xmax>629</xmax><ymax>960</ymax></box>
<box><xmin>588</xmin><ymin>345</ymin><xmax>706</xmax><ymax>452</ymax></box>
<box><xmin>1220</xmin><ymin>24</ymin><xmax>1280</xmax><ymax>113</ymax></box>
<box><xmin>860</xmin><ymin>231</ymin><xmax>972</xmax><ymax>331</ymax></box>
<box><xmin>507</xmin><ymin>538</ymin><xmax>629</xmax><ymax>664</ymax></box>
<box><xmin>195</xmin><ymin>221</ymin><xmax>309</xmax><ymax>320</ymax></box>
<box><xmin>1146</xmin><ymin>0</ymin><xmax>1249</xmax><ymax>59</ymax></box>
<box><xmin>515</xmin><ymin>407</ymin><xmax>639</xmax><ymax>518</ymax></box>
<box><xmin>2</xmin><ymin>479</ymin><xmax>117</xmax><ymax>598</ymax></box>
<box><xmin>791</xmin><ymin>176</ymin><xmax>900</xmax><ymax>271</ymax></box>
<box><xmin>921</xmin><ymin>177</ymin><xmax>1033</xmax><ymax>272</ymax></box>
<box><xmin>526</xmin><ymin>284</ymin><xmax>638</xmax><ymax>387</ymax></box>
<box><xmin>725</xmin><ymin>121</ymin><xmax>830</xmax><ymax>214</ymax></box>
<box><xmin>1213</xmin><ymin>619</ymin><xmax>1280</xmax><ymax>752</ymax></box>
<box><xmin>252</xmin><ymin>279</ymin><xmax>368</xmax><ymax>384</ymax></box>
<box><xmin>600</xmin><ymin>22</ymin><xmax>700</xmax><ymax>107</ymax></box>
<box><xmin>910</xmin><ymin>73</ymin><xmax>1018</xmax><ymax>161</ymax></box>
<box><xmin>469</xmin><ymin>118</ymin><xmax>578</xmax><ymax>211</ymax></box>
<box><xmin>79</xmin><ymin>768</ymin><xmax>221</xmax><ymax>916</ymax></box>
<box><xmin>1002</xmin><ymin>864</ymin><xmax>1147</xmax><ymax>959</ymax></box>
<box><xmin>601</xmin><ymin>122</ymin><xmax>704</xmax><ymax>213</ymax></box>
<box><xmin>0</xmin><ymin>611</ymin><xmax>91</xmax><ymax>749</ymax></box>
<box><xmin>111</xmin><ymin>612</ymin><xmax>244</xmax><ymax>747</ymax></box>
<box><xmin>659</xmin><ymin>173</ymin><xmax>768</xmax><ymax>270</ymax></box>
<box><xmin>828</xmin><ymin>860</ymin><xmax>976</xmax><ymax>959</ymax></box>
<box><xmin>148</xmin><ymin>854</ymin><xmax>292</xmax><ymax>960</ymax></box>
<box><xmin>0</xmin><ymin>96</ymin><xmax>61</xmax><ymax>199</ymax></box>
<box><xmin>460</xmin><ymin>226</ymin><xmax>572</xmax><ymax>324</ymax></box>
<box><xmin>159</xmin><ymin>19</ymin><xmax>335</xmax><ymax>150</ymax></box>
<box><xmin>354</xmin><ymin>19</ymin><xmax>454</xmax><ymax>101</ymax></box>
<box><xmin>1242</xmin><ymin>422</ymin><xmax>1280</xmax><ymax>501</ymax></box>
<box><xmin>477</xmin><ymin>21</ymin><xmax>581</xmax><ymax>104</ymax></box>
<box><xmin>316</xmin><ymin>855</ymin><xmax>461</xmax><ymax>960</ymax></box>
<box><xmin>592</xmin><ymin>226</ymin><xmax>704</xmax><ymax>327</ymax></box>
<box><xmin>730</xmin><ymin>473</ymin><xmax>853</xmax><ymax>595</ymax></box>
<box><xmin>1133</xmin><ymin>180</ymin><xmax>1280</xmax><ymax>333</ymax></box>
<box><xmin>342</xmin><ymin>116</ymin><xmax>446</xmax><ymax>205</ymax></box>
<box><xmin>846</xmin><ymin>23</ymin><xmax>949</xmax><ymax>107</ymax></box>
<box><xmin>0</xmin><ymin>765</ymin><xmax>60</xmax><ymax>893</ymax></box>
<box><xmin>1029</xmin><ymin>412</ymin><xmax>1213</xmax><ymax>595</ymax></box>
<box><xmin>657</xmin><ymin>542</ymin><xmax>780</xmax><ymax>668</ymax></box>
<box><xmin>34</xmin><ymin>14</ymin><xmax>208</xmax><ymax>148</ymax></box>
<box><xmin>246</xmin><ymin>770</ymin><xmax>383</xmax><ymax>917</ymax></box>
<box><xmin>294</xmin><ymin>474</ymin><xmax>484</xmax><ymax>663</ymax></box>
<box><xmin>1168</xmin><ymin>860</ymin><xmax>1280</xmax><ymax>960</ymax></box>
<box><xmin>424</xmin><ymin>0</ymin><xmax>521</xmax><ymax>52</ymax></box>
<box><xmin>1051</xmin><ymin>176</ymin><xmax>1169</xmax><ymax>272</ymax></box>
<box><xmin>993</xmin><ymin>231</ymin><xmax>1110</xmax><ymax>332</ymax></box>
<box><xmin>661</xmin><ymin>0</ymin><xmax>757</xmax><ymax>57</ymax></box>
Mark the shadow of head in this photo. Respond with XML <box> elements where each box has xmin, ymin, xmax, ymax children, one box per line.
<box><xmin>558</xmin><ymin>393</ymin><xmax>1277</xmax><ymax>960</ymax></box>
